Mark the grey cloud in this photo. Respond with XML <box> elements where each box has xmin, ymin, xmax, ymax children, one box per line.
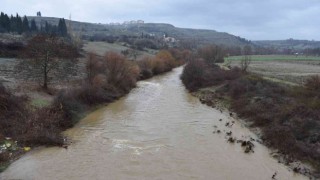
<box><xmin>2</xmin><ymin>0</ymin><xmax>320</xmax><ymax>40</ymax></box>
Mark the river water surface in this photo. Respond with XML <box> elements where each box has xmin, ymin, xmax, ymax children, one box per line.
<box><xmin>1</xmin><ymin>67</ymin><xmax>307</xmax><ymax>180</ymax></box>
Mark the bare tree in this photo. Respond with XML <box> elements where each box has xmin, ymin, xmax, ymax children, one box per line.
<box><xmin>67</xmin><ymin>14</ymin><xmax>83</xmax><ymax>51</ymax></box>
<box><xmin>16</xmin><ymin>34</ymin><xmax>78</xmax><ymax>89</ymax></box>
<box><xmin>241</xmin><ymin>45</ymin><xmax>252</xmax><ymax>72</ymax></box>
<box><xmin>197</xmin><ymin>44</ymin><xmax>225</xmax><ymax>65</ymax></box>
<box><xmin>85</xmin><ymin>52</ymin><xmax>138</xmax><ymax>93</ymax></box>
<box><xmin>86</xmin><ymin>52</ymin><xmax>104</xmax><ymax>84</ymax></box>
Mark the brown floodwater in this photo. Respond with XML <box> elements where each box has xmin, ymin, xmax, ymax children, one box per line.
<box><xmin>1</xmin><ymin>67</ymin><xmax>307</xmax><ymax>180</ymax></box>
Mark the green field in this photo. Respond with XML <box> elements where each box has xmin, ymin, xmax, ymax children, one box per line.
<box><xmin>226</xmin><ymin>55</ymin><xmax>320</xmax><ymax>61</ymax></box>
<box><xmin>30</xmin><ymin>98</ymin><xmax>50</xmax><ymax>108</ymax></box>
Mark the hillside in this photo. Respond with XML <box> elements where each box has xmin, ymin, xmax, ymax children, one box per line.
<box><xmin>253</xmin><ymin>39</ymin><xmax>320</xmax><ymax>50</ymax></box>
<box><xmin>83</xmin><ymin>41</ymin><xmax>157</xmax><ymax>58</ymax></box>
<box><xmin>27</xmin><ymin>16</ymin><xmax>252</xmax><ymax>47</ymax></box>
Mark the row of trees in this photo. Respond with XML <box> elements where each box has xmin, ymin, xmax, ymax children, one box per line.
<box><xmin>41</xmin><ymin>18</ymin><xmax>68</xmax><ymax>37</ymax></box>
<box><xmin>197</xmin><ymin>44</ymin><xmax>252</xmax><ymax>71</ymax></box>
<box><xmin>0</xmin><ymin>12</ymin><xmax>68</xmax><ymax>36</ymax></box>
<box><xmin>0</xmin><ymin>12</ymin><xmax>37</xmax><ymax>34</ymax></box>
<box><xmin>197</xmin><ymin>44</ymin><xmax>225</xmax><ymax>65</ymax></box>
<box><xmin>243</xmin><ymin>46</ymin><xmax>320</xmax><ymax>56</ymax></box>
<box><xmin>208</xmin><ymin>44</ymin><xmax>320</xmax><ymax>56</ymax></box>
<box><xmin>302</xmin><ymin>48</ymin><xmax>320</xmax><ymax>56</ymax></box>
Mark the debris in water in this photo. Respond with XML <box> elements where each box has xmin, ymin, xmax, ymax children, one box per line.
<box><xmin>23</xmin><ymin>147</ymin><xmax>31</xmax><ymax>151</ymax></box>
<box><xmin>225</xmin><ymin>121</ymin><xmax>234</xmax><ymax>128</ymax></box>
<box><xmin>5</xmin><ymin>142</ymin><xmax>11</xmax><ymax>148</ymax></box>
<box><xmin>240</xmin><ymin>141</ymin><xmax>255</xmax><ymax>153</ymax></box>
<box><xmin>237</xmin><ymin>140</ymin><xmax>243</xmax><ymax>143</ymax></box>
<box><xmin>293</xmin><ymin>166</ymin><xmax>301</xmax><ymax>173</ymax></box>
<box><xmin>244</xmin><ymin>146</ymin><xmax>253</xmax><ymax>153</ymax></box>
<box><xmin>226</xmin><ymin>131</ymin><xmax>232</xmax><ymax>136</ymax></box>
<box><xmin>227</xmin><ymin>137</ymin><xmax>236</xmax><ymax>143</ymax></box>
<box><xmin>272</xmin><ymin>171</ymin><xmax>277</xmax><ymax>179</ymax></box>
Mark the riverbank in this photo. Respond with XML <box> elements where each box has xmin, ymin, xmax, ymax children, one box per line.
<box><xmin>0</xmin><ymin>67</ymin><xmax>308</xmax><ymax>180</ymax></box>
<box><xmin>0</xmin><ymin>49</ymin><xmax>185</xmax><ymax>173</ymax></box>
<box><xmin>192</xmin><ymin>87</ymin><xmax>315</xmax><ymax>178</ymax></box>
<box><xmin>181</xmin><ymin>59</ymin><xmax>320</xmax><ymax>179</ymax></box>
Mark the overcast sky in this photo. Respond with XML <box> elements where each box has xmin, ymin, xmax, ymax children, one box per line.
<box><xmin>2</xmin><ymin>0</ymin><xmax>320</xmax><ymax>40</ymax></box>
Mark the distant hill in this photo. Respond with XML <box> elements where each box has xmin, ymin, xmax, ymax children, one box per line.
<box><xmin>253</xmin><ymin>39</ymin><xmax>320</xmax><ymax>50</ymax></box>
<box><xmin>27</xmin><ymin>16</ymin><xmax>252</xmax><ymax>47</ymax></box>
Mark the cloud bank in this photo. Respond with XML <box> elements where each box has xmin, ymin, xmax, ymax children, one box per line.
<box><xmin>3</xmin><ymin>0</ymin><xmax>320</xmax><ymax>40</ymax></box>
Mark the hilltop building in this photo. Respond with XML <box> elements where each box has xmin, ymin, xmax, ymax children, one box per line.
<box><xmin>109</xmin><ymin>20</ymin><xmax>144</xmax><ymax>26</ymax></box>
<box><xmin>163</xmin><ymin>34</ymin><xmax>176</xmax><ymax>43</ymax></box>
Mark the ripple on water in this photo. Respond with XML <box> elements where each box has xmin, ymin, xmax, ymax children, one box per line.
<box><xmin>110</xmin><ymin>139</ymin><xmax>170</xmax><ymax>155</ymax></box>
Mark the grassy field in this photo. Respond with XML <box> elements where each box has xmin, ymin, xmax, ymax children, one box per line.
<box><xmin>226</xmin><ymin>55</ymin><xmax>320</xmax><ymax>61</ymax></box>
<box><xmin>82</xmin><ymin>41</ymin><xmax>157</xmax><ymax>58</ymax></box>
<box><xmin>225</xmin><ymin>55</ymin><xmax>320</xmax><ymax>85</ymax></box>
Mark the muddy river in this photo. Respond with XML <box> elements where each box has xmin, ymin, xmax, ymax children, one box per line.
<box><xmin>1</xmin><ymin>67</ymin><xmax>307</xmax><ymax>180</ymax></box>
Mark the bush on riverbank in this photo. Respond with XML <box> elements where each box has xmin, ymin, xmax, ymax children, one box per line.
<box><xmin>52</xmin><ymin>49</ymin><xmax>185</xmax><ymax>130</ymax></box>
<box><xmin>1</xmin><ymin>49</ymin><xmax>182</xmax><ymax>145</ymax></box>
<box><xmin>181</xmin><ymin>59</ymin><xmax>320</xmax><ymax>176</ymax></box>
<box><xmin>0</xmin><ymin>83</ymin><xmax>66</xmax><ymax>172</ymax></box>
<box><xmin>0</xmin><ymin>83</ymin><xmax>66</xmax><ymax>146</ymax></box>
<box><xmin>137</xmin><ymin>49</ymin><xmax>186</xmax><ymax>80</ymax></box>
<box><xmin>227</xmin><ymin>75</ymin><xmax>320</xmax><ymax>175</ymax></box>
<box><xmin>180</xmin><ymin>59</ymin><xmax>241</xmax><ymax>91</ymax></box>
<box><xmin>0</xmin><ymin>83</ymin><xmax>28</xmax><ymax>139</ymax></box>
<box><xmin>0</xmin><ymin>49</ymin><xmax>184</xmax><ymax>172</ymax></box>
<box><xmin>0</xmin><ymin>51</ymin><xmax>138</xmax><ymax>169</ymax></box>
<box><xmin>52</xmin><ymin>52</ymin><xmax>140</xmax><ymax>126</ymax></box>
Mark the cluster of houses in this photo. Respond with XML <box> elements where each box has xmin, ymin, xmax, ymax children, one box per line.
<box><xmin>109</xmin><ymin>20</ymin><xmax>144</xmax><ymax>26</ymax></box>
